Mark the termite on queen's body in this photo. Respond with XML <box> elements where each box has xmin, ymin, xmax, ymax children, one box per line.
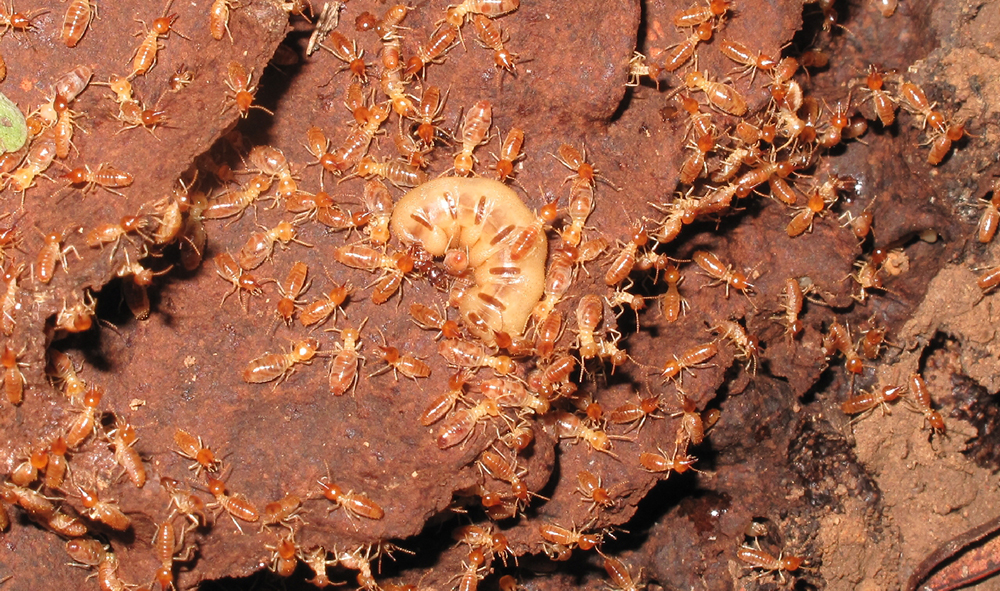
<box><xmin>455</xmin><ymin>100</ymin><xmax>492</xmax><ymax>176</ymax></box>
<box><xmin>531</xmin><ymin>245</ymin><xmax>576</xmax><ymax>323</ymax></box>
<box><xmin>243</xmin><ymin>338</ymin><xmax>323</xmax><ymax>385</ymax></box>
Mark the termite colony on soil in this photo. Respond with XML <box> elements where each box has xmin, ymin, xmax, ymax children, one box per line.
<box><xmin>0</xmin><ymin>0</ymin><xmax>983</xmax><ymax>589</ymax></box>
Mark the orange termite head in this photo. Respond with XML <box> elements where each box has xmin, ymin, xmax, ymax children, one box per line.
<box><xmin>235</xmin><ymin>90</ymin><xmax>254</xmax><ymax>114</ymax></box>
<box><xmin>684</xmin><ymin>71</ymin><xmax>704</xmax><ymax>88</ymax></box>
<box><xmin>377</xmin><ymin>346</ymin><xmax>400</xmax><ymax>363</ymax></box>
<box><xmin>83</xmin><ymin>385</ymin><xmax>103</xmax><ymax>407</ymax></box>
<box><xmin>63</xmin><ymin>167</ymin><xmax>89</xmax><ymax>184</ymax></box>
<box><xmin>480</xmin><ymin>491</ymin><xmax>503</xmax><ymax>507</ymax></box>
<box><xmin>395</xmin><ymin>253</ymin><xmax>414</xmax><ymax>274</ymax></box>
<box><xmin>152</xmin><ymin>13</ymin><xmax>178</xmax><ymax>35</ymax></box>
<box><xmin>77</xmin><ymin>485</ymin><xmax>98</xmax><ymax>508</ymax></box>
<box><xmin>207</xmin><ymin>477</ymin><xmax>226</xmax><ymax>496</ymax></box>
<box><xmin>468</xmin><ymin>547</ymin><xmax>486</xmax><ymax>567</ymax></box>
<box><xmin>293</xmin><ymin>338</ymin><xmax>319</xmax><ymax>359</ymax></box>
<box><xmin>845</xmin><ymin>356</ymin><xmax>863</xmax><ymax>374</ymax></box>
<box><xmin>443</xmin><ymin>249</ymin><xmax>469</xmax><ymax>275</ymax></box>
<box><xmin>780</xmin><ymin>555</ymin><xmax>803</xmax><ymax>571</ymax></box>
<box><xmin>155</xmin><ymin>566</ymin><xmax>173</xmax><ymax>590</ymax></box>
<box><xmin>53</xmin><ymin>94</ymin><xmax>70</xmax><ymax>114</ymax></box>
<box><xmin>1</xmin><ymin>344</ymin><xmax>15</xmax><ymax>367</ymax></box>
<box><xmin>882</xmin><ymin>385</ymin><xmax>904</xmax><ymax>401</ymax></box>
<box><xmin>141</xmin><ymin>109</ymin><xmax>167</xmax><ymax>127</ymax></box>
<box><xmin>30</xmin><ymin>448</ymin><xmax>48</xmax><ymax>470</ymax></box>
<box><xmin>320</xmin><ymin>479</ymin><xmax>342</xmax><ymax>500</ymax></box>
<box><xmin>417</xmin><ymin>123</ymin><xmax>435</xmax><ymax>146</ymax></box>
<box><xmin>927</xmin><ymin>410</ymin><xmax>946</xmax><ymax>432</ymax></box>
<box><xmin>50</xmin><ymin>436</ymin><xmax>68</xmax><ymax>456</ymax></box>
<box><xmin>454</xmin><ymin>153</ymin><xmax>473</xmax><ymax>175</ymax></box>
<box><xmin>277</xmin><ymin>298</ymin><xmax>295</xmax><ymax>319</ymax></box>
<box><xmin>946</xmin><ymin>123</ymin><xmax>966</xmax><ymax>141</ymax></box>
<box><xmin>403</xmin><ymin>56</ymin><xmax>424</xmax><ymax>78</ymax></box>
<box><xmin>277</xmin><ymin>537</ymin><xmax>297</xmax><ymax>559</ymax></box>
<box><xmin>926</xmin><ymin>110</ymin><xmax>946</xmax><ymax>132</ymax></box>
<box><xmin>695</xmin><ymin>21</ymin><xmax>713</xmax><ymax>41</ymax></box>
<box><xmin>539</xmin><ymin>199</ymin><xmax>559</xmax><ymax>223</ymax></box>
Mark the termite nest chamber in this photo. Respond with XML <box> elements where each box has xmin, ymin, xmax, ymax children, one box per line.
<box><xmin>0</xmin><ymin>0</ymin><xmax>996</xmax><ymax>590</ymax></box>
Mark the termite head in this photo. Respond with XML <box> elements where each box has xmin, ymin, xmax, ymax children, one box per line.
<box><xmin>63</xmin><ymin>167</ymin><xmax>88</xmax><ymax>184</ymax></box>
<box><xmin>684</xmin><ymin>71</ymin><xmax>705</xmax><ymax>89</ymax></box>
<box><xmin>151</xmin><ymin>13</ymin><xmax>179</xmax><ymax>35</ymax></box>
<box><xmin>455</xmin><ymin>153</ymin><xmax>474</xmax><ymax>176</ymax></box>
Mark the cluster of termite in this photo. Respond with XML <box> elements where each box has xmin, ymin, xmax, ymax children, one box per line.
<box><xmin>0</xmin><ymin>0</ymin><xmax>984</xmax><ymax>589</ymax></box>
